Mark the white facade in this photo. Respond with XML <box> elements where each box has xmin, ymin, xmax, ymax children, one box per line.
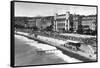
<box><xmin>54</xmin><ymin>12</ymin><xmax>70</xmax><ymax>32</ymax></box>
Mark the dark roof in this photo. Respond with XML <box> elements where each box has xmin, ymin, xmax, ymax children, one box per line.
<box><xmin>57</xmin><ymin>14</ymin><xmax>66</xmax><ymax>16</ymax></box>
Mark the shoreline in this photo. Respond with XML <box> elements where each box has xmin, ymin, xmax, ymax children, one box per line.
<box><xmin>15</xmin><ymin>34</ymin><xmax>82</xmax><ymax>66</ymax></box>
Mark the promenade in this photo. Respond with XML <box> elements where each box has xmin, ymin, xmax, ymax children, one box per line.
<box><xmin>15</xmin><ymin>32</ymin><xmax>82</xmax><ymax>66</ymax></box>
<box><xmin>15</xmin><ymin>31</ymin><xmax>97</xmax><ymax>63</ymax></box>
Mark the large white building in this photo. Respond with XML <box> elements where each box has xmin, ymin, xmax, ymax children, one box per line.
<box><xmin>53</xmin><ymin>12</ymin><xmax>70</xmax><ymax>32</ymax></box>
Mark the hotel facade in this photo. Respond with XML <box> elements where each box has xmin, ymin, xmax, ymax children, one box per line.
<box><xmin>53</xmin><ymin>11</ymin><xmax>97</xmax><ymax>34</ymax></box>
<box><xmin>53</xmin><ymin>12</ymin><xmax>70</xmax><ymax>32</ymax></box>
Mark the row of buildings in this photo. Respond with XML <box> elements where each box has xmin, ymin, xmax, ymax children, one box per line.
<box><xmin>53</xmin><ymin>12</ymin><xmax>97</xmax><ymax>33</ymax></box>
<box><xmin>15</xmin><ymin>11</ymin><xmax>97</xmax><ymax>35</ymax></box>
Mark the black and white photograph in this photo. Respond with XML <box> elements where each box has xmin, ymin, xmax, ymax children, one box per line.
<box><xmin>11</xmin><ymin>1</ymin><xmax>98</xmax><ymax>67</ymax></box>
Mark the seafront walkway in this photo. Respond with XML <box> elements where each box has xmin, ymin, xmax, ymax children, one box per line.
<box><xmin>15</xmin><ymin>32</ymin><xmax>83</xmax><ymax>66</ymax></box>
<box><xmin>15</xmin><ymin>31</ymin><xmax>97</xmax><ymax>62</ymax></box>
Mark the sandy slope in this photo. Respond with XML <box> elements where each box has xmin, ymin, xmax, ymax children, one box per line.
<box><xmin>15</xmin><ymin>35</ymin><xmax>66</xmax><ymax>66</ymax></box>
<box><xmin>14</xmin><ymin>34</ymin><xmax>82</xmax><ymax>66</ymax></box>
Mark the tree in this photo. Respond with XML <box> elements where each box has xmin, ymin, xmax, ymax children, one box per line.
<box><xmin>45</xmin><ymin>24</ymin><xmax>53</xmax><ymax>31</ymax></box>
<box><xmin>32</xmin><ymin>26</ymin><xmax>38</xmax><ymax>31</ymax></box>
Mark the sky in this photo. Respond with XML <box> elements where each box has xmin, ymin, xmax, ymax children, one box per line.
<box><xmin>15</xmin><ymin>2</ymin><xmax>97</xmax><ymax>17</ymax></box>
